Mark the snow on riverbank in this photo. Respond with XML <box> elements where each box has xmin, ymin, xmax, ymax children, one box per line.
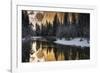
<box><xmin>54</xmin><ymin>38</ymin><xmax>89</xmax><ymax>47</ymax></box>
<box><xmin>22</xmin><ymin>36</ymin><xmax>42</xmax><ymax>41</ymax></box>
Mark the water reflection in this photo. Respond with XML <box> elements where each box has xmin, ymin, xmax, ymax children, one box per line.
<box><xmin>22</xmin><ymin>39</ymin><xmax>90</xmax><ymax>62</ymax></box>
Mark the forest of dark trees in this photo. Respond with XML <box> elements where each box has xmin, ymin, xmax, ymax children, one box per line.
<box><xmin>22</xmin><ymin>10</ymin><xmax>90</xmax><ymax>40</ymax></box>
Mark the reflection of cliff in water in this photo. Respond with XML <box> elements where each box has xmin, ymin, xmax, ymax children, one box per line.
<box><xmin>22</xmin><ymin>38</ymin><xmax>90</xmax><ymax>62</ymax></box>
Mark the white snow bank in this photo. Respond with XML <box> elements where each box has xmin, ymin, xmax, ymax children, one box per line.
<box><xmin>22</xmin><ymin>36</ymin><xmax>42</xmax><ymax>40</ymax></box>
<box><xmin>54</xmin><ymin>38</ymin><xmax>89</xmax><ymax>47</ymax></box>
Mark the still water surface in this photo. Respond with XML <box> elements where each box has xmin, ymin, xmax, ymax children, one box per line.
<box><xmin>22</xmin><ymin>38</ymin><xmax>90</xmax><ymax>62</ymax></box>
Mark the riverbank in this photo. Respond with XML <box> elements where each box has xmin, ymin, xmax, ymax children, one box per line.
<box><xmin>54</xmin><ymin>38</ymin><xmax>89</xmax><ymax>47</ymax></box>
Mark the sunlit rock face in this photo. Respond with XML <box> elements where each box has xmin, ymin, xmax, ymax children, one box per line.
<box><xmin>67</xmin><ymin>13</ymin><xmax>73</xmax><ymax>24</ymax></box>
<box><xmin>24</xmin><ymin>11</ymin><xmax>80</xmax><ymax>31</ymax></box>
<box><xmin>27</xmin><ymin>10</ymin><xmax>79</xmax><ymax>35</ymax></box>
<box><xmin>42</xmin><ymin>12</ymin><xmax>64</xmax><ymax>25</ymax></box>
<box><xmin>27</xmin><ymin>11</ymin><xmax>64</xmax><ymax>25</ymax></box>
<box><xmin>42</xmin><ymin>12</ymin><xmax>56</xmax><ymax>25</ymax></box>
<box><xmin>27</xmin><ymin>11</ymin><xmax>44</xmax><ymax>31</ymax></box>
<box><xmin>27</xmin><ymin>11</ymin><xmax>79</xmax><ymax>26</ymax></box>
<box><xmin>67</xmin><ymin>13</ymin><xmax>80</xmax><ymax>25</ymax></box>
<box><xmin>27</xmin><ymin>11</ymin><xmax>44</xmax><ymax>23</ymax></box>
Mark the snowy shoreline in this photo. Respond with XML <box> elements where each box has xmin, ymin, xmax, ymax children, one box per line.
<box><xmin>54</xmin><ymin>38</ymin><xmax>89</xmax><ymax>47</ymax></box>
<box><xmin>22</xmin><ymin>37</ymin><xmax>89</xmax><ymax>47</ymax></box>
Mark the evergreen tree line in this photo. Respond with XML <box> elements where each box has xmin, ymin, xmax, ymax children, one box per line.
<box><xmin>22</xmin><ymin>10</ymin><xmax>90</xmax><ymax>40</ymax></box>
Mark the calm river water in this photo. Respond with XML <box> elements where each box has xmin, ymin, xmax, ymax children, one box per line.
<box><xmin>22</xmin><ymin>38</ymin><xmax>90</xmax><ymax>62</ymax></box>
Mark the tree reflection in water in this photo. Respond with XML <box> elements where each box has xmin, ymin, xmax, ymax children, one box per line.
<box><xmin>22</xmin><ymin>39</ymin><xmax>90</xmax><ymax>62</ymax></box>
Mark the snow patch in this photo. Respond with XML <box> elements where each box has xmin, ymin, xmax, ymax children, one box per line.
<box><xmin>54</xmin><ymin>38</ymin><xmax>89</xmax><ymax>47</ymax></box>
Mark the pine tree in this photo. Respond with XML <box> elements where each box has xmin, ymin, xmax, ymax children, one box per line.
<box><xmin>64</xmin><ymin>13</ymin><xmax>68</xmax><ymax>26</ymax></box>
<box><xmin>53</xmin><ymin>14</ymin><xmax>58</xmax><ymax>36</ymax></box>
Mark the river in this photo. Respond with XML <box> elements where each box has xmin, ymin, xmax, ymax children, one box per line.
<box><xmin>22</xmin><ymin>38</ymin><xmax>90</xmax><ymax>62</ymax></box>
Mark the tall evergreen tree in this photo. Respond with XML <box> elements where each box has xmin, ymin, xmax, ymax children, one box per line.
<box><xmin>53</xmin><ymin>14</ymin><xmax>59</xmax><ymax>36</ymax></box>
<box><xmin>64</xmin><ymin>13</ymin><xmax>68</xmax><ymax>26</ymax></box>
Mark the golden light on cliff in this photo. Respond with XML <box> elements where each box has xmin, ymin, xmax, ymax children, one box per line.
<box><xmin>57</xmin><ymin>13</ymin><xmax>64</xmax><ymax>24</ymax></box>
<box><xmin>42</xmin><ymin>12</ymin><xmax>64</xmax><ymax>25</ymax></box>
<box><xmin>67</xmin><ymin>13</ymin><xmax>73</xmax><ymax>24</ymax></box>
<box><xmin>42</xmin><ymin>12</ymin><xmax>56</xmax><ymax>25</ymax></box>
<box><xmin>27</xmin><ymin>10</ymin><xmax>80</xmax><ymax>28</ymax></box>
